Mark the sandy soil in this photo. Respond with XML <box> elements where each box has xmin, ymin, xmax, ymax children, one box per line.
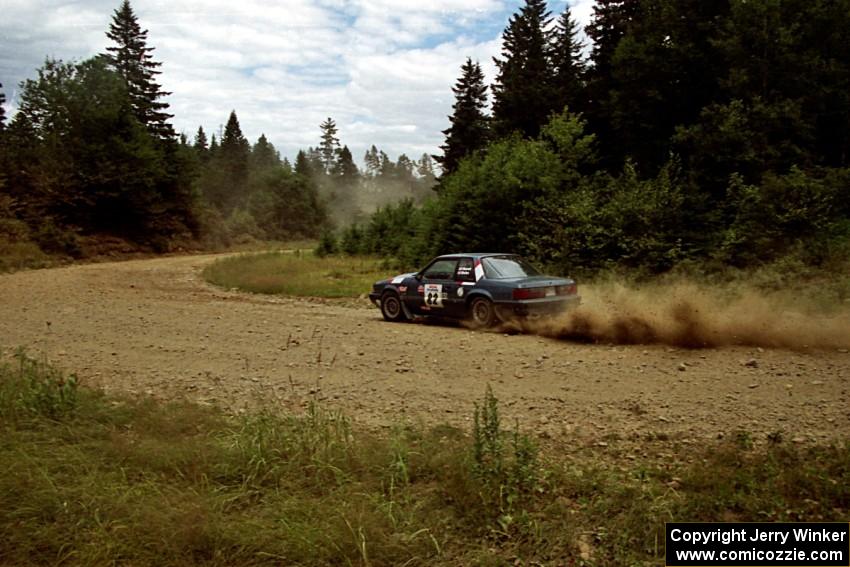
<box><xmin>1</xmin><ymin>254</ymin><xmax>848</xmax><ymax>447</ymax></box>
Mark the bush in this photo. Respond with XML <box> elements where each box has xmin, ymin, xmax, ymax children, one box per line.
<box><xmin>720</xmin><ymin>167</ymin><xmax>850</xmax><ymax>267</ymax></box>
<box><xmin>315</xmin><ymin>229</ymin><xmax>337</xmax><ymax>257</ymax></box>
<box><xmin>34</xmin><ymin>220</ymin><xmax>82</xmax><ymax>258</ymax></box>
<box><xmin>339</xmin><ymin>224</ymin><xmax>363</xmax><ymax>255</ymax></box>
<box><xmin>0</xmin><ymin>239</ymin><xmax>51</xmax><ymax>272</ymax></box>
<box><xmin>225</xmin><ymin>208</ymin><xmax>265</xmax><ymax>243</ymax></box>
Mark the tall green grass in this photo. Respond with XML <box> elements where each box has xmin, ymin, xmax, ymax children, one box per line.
<box><xmin>203</xmin><ymin>251</ymin><xmax>391</xmax><ymax>298</ymax></box>
<box><xmin>1</xmin><ymin>353</ymin><xmax>849</xmax><ymax>565</ymax></box>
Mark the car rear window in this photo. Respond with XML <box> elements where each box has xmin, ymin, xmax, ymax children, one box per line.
<box><xmin>455</xmin><ymin>258</ymin><xmax>475</xmax><ymax>282</ymax></box>
<box><xmin>481</xmin><ymin>256</ymin><xmax>540</xmax><ymax>279</ymax></box>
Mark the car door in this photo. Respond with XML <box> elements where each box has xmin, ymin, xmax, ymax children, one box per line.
<box><xmin>447</xmin><ymin>257</ymin><xmax>476</xmax><ymax>317</ymax></box>
<box><xmin>412</xmin><ymin>258</ymin><xmax>459</xmax><ymax>316</ymax></box>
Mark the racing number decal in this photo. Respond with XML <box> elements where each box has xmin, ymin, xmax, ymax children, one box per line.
<box><xmin>424</xmin><ymin>284</ymin><xmax>443</xmax><ymax>308</ymax></box>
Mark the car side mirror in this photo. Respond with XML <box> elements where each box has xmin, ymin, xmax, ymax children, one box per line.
<box><xmin>414</xmin><ymin>273</ymin><xmax>422</xmax><ymax>281</ymax></box>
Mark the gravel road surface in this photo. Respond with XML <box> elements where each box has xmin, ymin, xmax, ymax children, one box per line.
<box><xmin>2</xmin><ymin>254</ymin><xmax>848</xmax><ymax>447</ymax></box>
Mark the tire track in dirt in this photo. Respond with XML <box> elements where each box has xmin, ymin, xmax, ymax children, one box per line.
<box><xmin>1</xmin><ymin>254</ymin><xmax>849</xmax><ymax>447</ymax></box>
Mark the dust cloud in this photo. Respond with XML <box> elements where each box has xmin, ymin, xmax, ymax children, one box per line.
<box><xmin>509</xmin><ymin>281</ymin><xmax>850</xmax><ymax>349</ymax></box>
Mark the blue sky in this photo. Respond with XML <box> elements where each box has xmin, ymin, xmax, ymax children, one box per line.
<box><xmin>0</xmin><ymin>0</ymin><xmax>595</xmax><ymax>164</ymax></box>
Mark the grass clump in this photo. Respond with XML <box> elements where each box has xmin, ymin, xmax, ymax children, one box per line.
<box><xmin>471</xmin><ymin>385</ymin><xmax>542</xmax><ymax>536</ymax></box>
<box><xmin>0</xmin><ymin>349</ymin><xmax>79</xmax><ymax>421</ymax></box>
<box><xmin>203</xmin><ymin>250</ymin><xmax>390</xmax><ymax>298</ymax></box>
<box><xmin>1</xmin><ymin>357</ymin><xmax>849</xmax><ymax>565</ymax></box>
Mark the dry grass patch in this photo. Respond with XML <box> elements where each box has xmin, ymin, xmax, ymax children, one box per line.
<box><xmin>203</xmin><ymin>251</ymin><xmax>391</xmax><ymax>298</ymax></box>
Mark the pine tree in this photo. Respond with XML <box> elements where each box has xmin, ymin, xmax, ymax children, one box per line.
<box><xmin>436</xmin><ymin>58</ymin><xmax>490</xmax><ymax>176</ymax></box>
<box><xmin>0</xmin><ymin>83</ymin><xmax>8</xmax><ymax>194</ymax></box>
<box><xmin>104</xmin><ymin>0</ymin><xmax>174</xmax><ymax>140</ymax></box>
<box><xmin>585</xmin><ymin>0</ymin><xmax>640</xmax><ymax>81</ymax></box>
<box><xmin>333</xmin><ymin>145</ymin><xmax>359</xmax><ymax>182</ymax></box>
<box><xmin>364</xmin><ymin>145</ymin><xmax>380</xmax><ymax>177</ymax></box>
<box><xmin>417</xmin><ymin>154</ymin><xmax>436</xmax><ymax>183</ymax></box>
<box><xmin>209</xmin><ymin>133</ymin><xmax>219</xmax><ymax>157</ymax></box>
<box><xmin>332</xmin><ymin>145</ymin><xmax>359</xmax><ymax>215</ymax></box>
<box><xmin>214</xmin><ymin>110</ymin><xmax>251</xmax><ymax>211</ymax></box>
<box><xmin>305</xmin><ymin>146</ymin><xmax>324</xmax><ymax>174</ymax></box>
<box><xmin>378</xmin><ymin>150</ymin><xmax>394</xmax><ymax>179</ymax></box>
<box><xmin>603</xmin><ymin>0</ymin><xmax>731</xmax><ymax>172</ymax></box>
<box><xmin>584</xmin><ymin>0</ymin><xmax>640</xmax><ymax>169</ymax></box>
<box><xmin>396</xmin><ymin>154</ymin><xmax>416</xmax><ymax>194</ymax></box>
<box><xmin>551</xmin><ymin>7</ymin><xmax>586</xmax><ymax>114</ymax></box>
<box><xmin>194</xmin><ymin>126</ymin><xmax>208</xmax><ymax>151</ymax></box>
<box><xmin>492</xmin><ymin>0</ymin><xmax>556</xmax><ymax>138</ymax></box>
<box><xmin>318</xmin><ymin>117</ymin><xmax>340</xmax><ymax>174</ymax></box>
<box><xmin>193</xmin><ymin>126</ymin><xmax>209</xmax><ymax>163</ymax></box>
<box><xmin>294</xmin><ymin>150</ymin><xmax>312</xmax><ymax>177</ymax></box>
<box><xmin>220</xmin><ymin>110</ymin><xmax>250</xmax><ymax>174</ymax></box>
<box><xmin>396</xmin><ymin>154</ymin><xmax>414</xmax><ymax>177</ymax></box>
<box><xmin>251</xmin><ymin>133</ymin><xmax>281</xmax><ymax>171</ymax></box>
<box><xmin>0</xmin><ymin>83</ymin><xmax>6</xmax><ymax>132</ymax></box>
<box><xmin>416</xmin><ymin>154</ymin><xmax>438</xmax><ymax>195</ymax></box>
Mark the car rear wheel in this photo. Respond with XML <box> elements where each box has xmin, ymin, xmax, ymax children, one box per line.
<box><xmin>380</xmin><ymin>291</ymin><xmax>407</xmax><ymax>322</ymax></box>
<box><xmin>468</xmin><ymin>297</ymin><xmax>497</xmax><ymax>329</ymax></box>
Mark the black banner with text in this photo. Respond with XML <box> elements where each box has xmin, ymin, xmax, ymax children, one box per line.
<box><xmin>666</xmin><ymin>522</ymin><xmax>849</xmax><ymax>566</ymax></box>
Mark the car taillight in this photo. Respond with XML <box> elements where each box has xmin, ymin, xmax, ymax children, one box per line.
<box><xmin>513</xmin><ymin>288</ymin><xmax>546</xmax><ymax>300</ymax></box>
<box><xmin>557</xmin><ymin>284</ymin><xmax>578</xmax><ymax>296</ymax></box>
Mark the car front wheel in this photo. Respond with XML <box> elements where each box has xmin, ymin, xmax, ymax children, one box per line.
<box><xmin>380</xmin><ymin>291</ymin><xmax>407</xmax><ymax>322</ymax></box>
<box><xmin>468</xmin><ymin>297</ymin><xmax>497</xmax><ymax>329</ymax></box>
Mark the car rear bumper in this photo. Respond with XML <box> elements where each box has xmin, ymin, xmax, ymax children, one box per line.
<box><xmin>368</xmin><ymin>291</ymin><xmax>381</xmax><ymax>305</ymax></box>
<box><xmin>497</xmin><ymin>294</ymin><xmax>581</xmax><ymax>317</ymax></box>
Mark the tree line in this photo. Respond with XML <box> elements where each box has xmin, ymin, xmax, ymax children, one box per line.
<box><xmin>3</xmin><ymin>0</ymin><xmax>848</xmax><ymax>275</ymax></box>
<box><xmin>0</xmin><ymin>1</ymin><xmax>198</xmax><ymax>258</ymax></box>
<box><xmin>345</xmin><ymin>0</ymin><xmax>850</xmax><ymax>277</ymax></box>
<box><xmin>188</xmin><ymin>111</ymin><xmax>437</xmax><ymax>246</ymax></box>
<box><xmin>0</xmin><ymin>0</ymin><xmax>433</xmax><ymax>265</ymax></box>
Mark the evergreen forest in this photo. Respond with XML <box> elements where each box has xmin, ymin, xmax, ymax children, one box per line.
<box><xmin>347</xmin><ymin>0</ymin><xmax>850</xmax><ymax>278</ymax></box>
<box><xmin>1</xmin><ymin>0</ymin><xmax>849</xmax><ymax>278</ymax></box>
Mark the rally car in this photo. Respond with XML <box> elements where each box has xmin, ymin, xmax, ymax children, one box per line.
<box><xmin>368</xmin><ymin>253</ymin><xmax>580</xmax><ymax>327</ymax></box>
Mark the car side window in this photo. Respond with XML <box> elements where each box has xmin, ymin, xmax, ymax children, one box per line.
<box><xmin>455</xmin><ymin>258</ymin><xmax>475</xmax><ymax>282</ymax></box>
<box><xmin>422</xmin><ymin>259</ymin><xmax>458</xmax><ymax>280</ymax></box>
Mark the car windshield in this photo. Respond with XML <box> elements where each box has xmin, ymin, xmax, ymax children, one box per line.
<box><xmin>481</xmin><ymin>256</ymin><xmax>540</xmax><ymax>279</ymax></box>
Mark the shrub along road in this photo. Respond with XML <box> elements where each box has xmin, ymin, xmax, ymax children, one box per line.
<box><xmin>1</xmin><ymin>254</ymin><xmax>848</xmax><ymax>448</ymax></box>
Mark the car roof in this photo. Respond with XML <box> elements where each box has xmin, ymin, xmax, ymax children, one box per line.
<box><xmin>434</xmin><ymin>253</ymin><xmax>516</xmax><ymax>260</ymax></box>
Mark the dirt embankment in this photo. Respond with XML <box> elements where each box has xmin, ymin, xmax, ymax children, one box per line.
<box><xmin>1</xmin><ymin>255</ymin><xmax>848</xmax><ymax>448</ymax></box>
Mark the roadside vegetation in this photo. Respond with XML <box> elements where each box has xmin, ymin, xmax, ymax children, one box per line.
<box><xmin>344</xmin><ymin>0</ymin><xmax>850</xmax><ymax>285</ymax></box>
<box><xmin>203</xmin><ymin>251</ymin><xmax>388</xmax><ymax>298</ymax></box>
<box><xmin>4</xmin><ymin>0</ymin><xmax>848</xmax><ymax>285</ymax></box>
<box><xmin>2</xmin><ymin>352</ymin><xmax>849</xmax><ymax>565</ymax></box>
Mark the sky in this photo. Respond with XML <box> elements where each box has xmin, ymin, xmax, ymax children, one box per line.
<box><xmin>1</xmin><ymin>0</ymin><xmax>595</xmax><ymax>164</ymax></box>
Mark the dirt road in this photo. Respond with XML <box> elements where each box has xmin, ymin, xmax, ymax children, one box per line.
<box><xmin>1</xmin><ymin>254</ymin><xmax>848</xmax><ymax>447</ymax></box>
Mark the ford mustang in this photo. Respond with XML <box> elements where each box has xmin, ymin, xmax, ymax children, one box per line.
<box><xmin>368</xmin><ymin>253</ymin><xmax>580</xmax><ymax>327</ymax></box>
